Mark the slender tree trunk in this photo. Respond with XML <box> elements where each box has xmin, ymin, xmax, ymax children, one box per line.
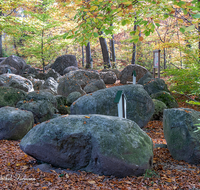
<box><xmin>163</xmin><ymin>48</ymin><xmax>166</xmax><ymax>69</ymax></box>
<box><xmin>109</xmin><ymin>24</ymin><xmax>116</xmax><ymax>68</ymax></box>
<box><xmin>82</xmin><ymin>46</ymin><xmax>84</xmax><ymax>67</ymax></box>
<box><xmin>13</xmin><ymin>37</ymin><xmax>20</xmax><ymax>56</ymax></box>
<box><xmin>131</xmin><ymin>19</ymin><xmax>137</xmax><ymax>64</ymax></box>
<box><xmin>41</xmin><ymin>29</ymin><xmax>45</xmax><ymax>73</ymax></box>
<box><xmin>85</xmin><ymin>42</ymin><xmax>91</xmax><ymax>69</ymax></box>
<box><xmin>0</xmin><ymin>34</ymin><xmax>2</xmax><ymax>57</ymax></box>
<box><xmin>99</xmin><ymin>31</ymin><xmax>111</xmax><ymax>68</ymax></box>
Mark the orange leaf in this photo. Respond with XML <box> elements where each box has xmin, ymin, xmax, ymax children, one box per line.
<box><xmin>85</xmin><ymin>116</ymin><xmax>90</xmax><ymax>118</ymax></box>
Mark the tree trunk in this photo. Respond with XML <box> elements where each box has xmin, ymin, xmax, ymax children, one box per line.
<box><xmin>0</xmin><ymin>34</ymin><xmax>2</xmax><ymax>57</ymax></box>
<box><xmin>99</xmin><ymin>32</ymin><xmax>111</xmax><ymax>68</ymax></box>
<box><xmin>82</xmin><ymin>46</ymin><xmax>84</xmax><ymax>67</ymax></box>
<box><xmin>85</xmin><ymin>42</ymin><xmax>91</xmax><ymax>69</ymax></box>
<box><xmin>41</xmin><ymin>29</ymin><xmax>45</xmax><ymax>73</ymax></box>
<box><xmin>13</xmin><ymin>37</ymin><xmax>20</xmax><ymax>56</ymax></box>
<box><xmin>131</xmin><ymin>20</ymin><xmax>137</xmax><ymax>64</ymax></box>
<box><xmin>109</xmin><ymin>24</ymin><xmax>116</xmax><ymax>68</ymax></box>
<box><xmin>163</xmin><ymin>48</ymin><xmax>166</xmax><ymax>69</ymax></box>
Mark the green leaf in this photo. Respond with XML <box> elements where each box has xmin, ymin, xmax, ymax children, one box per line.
<box><xmin>93</xmin><ymin>32</ymin><xmax>99</xmax><ymax>37</ymax></box>
<box><xmin>180</xmin><ymin>27</ymin><xmax>185</xmax><ymax>33</ymax></box>
<box><xmin>193</xmin><ymin>13</ymin><xmax>200</xmax><ymax>18</ymax></box>
<box><xmin>121</xmin><ymin>20</ymin><xmax>127</xmax><ymax>26</ymax></box>
<box><xmin>185</xmin><ymin>25</ymin><xmax>195</xmax><ymax>32</ymax></box>
<box><xmin>130</xmin><ymin>35</ymin><xmax>139</xmax><ymax>43</ymax></box>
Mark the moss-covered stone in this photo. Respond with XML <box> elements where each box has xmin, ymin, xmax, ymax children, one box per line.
<box><xmin>151</xmin><ymin>99</ymin><xmax>167</xmax><ymax>120</ymax></box>
<box><xmin>20</xmin><ymin>114</ymin><xmax>153</xmax><ymax>177</ymax></box>
<box><xmin>151</xmin><ymin>91</ymin><xmax>178</xmax><ymax>108</ymax></box>
<box><xmin>0</xmin><ymin>86</ymin><xmax>27</xmax><ymax>107</ymax></box>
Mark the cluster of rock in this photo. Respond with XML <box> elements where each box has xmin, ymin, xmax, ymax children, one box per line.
<box><xmin>1</xmin><ymin>54</ymin><xmax>199</xmax><ymax>177</ymax></box>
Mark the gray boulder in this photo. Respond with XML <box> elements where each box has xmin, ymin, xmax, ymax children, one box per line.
<box><xmin>63</xmin><ymin>69</ymin><xmax>101</xmax><ymax>88</ymax></box>
<box><xmin>16</xmin><ymin>100</ymin><xmax>56</xmax><ymax>124</ymax></box>
<box><xmin>46</xmin><ymin>69</ymin><xmax>61</xmax><ymax>80</ymax></box>
<box><xmin>55</xmin><ymin>95</ymin><xmax>70</xmax><ymax>114</ymax></box>
<box><xmin>67</xmin><ymin>91</ymin><xmax>82</xmax><ymax>105</ymax></box>
<box><xmin>0</xmin><ymin>65</ymin><xmax>18</xmax><ymax>74</ymax></box>
<box><xmin>83</xmin><ymin>79</ymin><xmax>106</xmax><ymax>94</ymax></box>
<box><xmin>0</xmin><ymin>74</ymin><xmax>34</xmax><ymax>92</ymax></box>
<box><xmin>138</xmin><ymin>78</ymin><xmax>170</xmax><ymax>95</ymax></box>
<box><xmin>163</xmin><ymin>108</ymin><xmax>200</xmax><ymax>164</ymax></box>
<box><xmin>51</xmin><ymin>55</ymin><xmax>78</xmax><ymax>75</ymax></box>
<box><xmin>101</xmin><ymin>69</ymin><xmax>120</xmax><ymax>79</ymax></box>
<box><xmin>57</xmin><ymin>78</ymin><xmax>86</xmax><ymax>98</ymax></box>
<box><xmin>0</xmin><ymin>106</ymin><xmax>34</xmax><ymax>140</ymax></box>
<box><xmin>151</xmin><ymin>91</ymin><xmax>178</xmax><ymax>108</ymax></box>
<box><xmin>20</xmin><ymin>114</ymin><xmax>153</xmax><ymax>177</ymax></box>
<box><xmin>71</xmin><ymin>85</ymin><xmax>154</xmax><ymax>128</ymax></box>
<box><xmin>40</xmin><ymin>77</ymin><xmax>58</xmax><ymax>95</ymax></box>
<box><xmin>28</xmin><ymin>77</ymin><xmax>44</xmax><ymax>91</ymax></box>
<box><xmin>0</xmin><ymin>55</ymin><xmax>28</xmax><ymax>75</ymax></box>
<box><xmin>27</xmin><ymin>67</ymin><xmax>39</xmax><ymax>75</ymax></box>
<box><xmin>63</xmin><ymin>66</ymin><xmax>79</xmax><ymax>75</ymax></box>
<box><xmin>119</xmin><ymin>64</ymin><xmax>148</xmax><ymax>84</ymax></box>
<box><xmin>151</xmin><ymin>99</ymin><xmax>167</xmax><ymax>120</ymax></box>
<box><xmin>137</xmin><ymin>71</ymin><xmax>153</xmax><ymax>84</ymax></box>
<box><xmin>100</xmin><ymin>71</ymin><xmax>117</xmax><ymax>84</ymax></box>
<box><xmin>0</xmin><ymin>86</ymin><xmax>27</xmax><ymax>107</ymax></box>
<box><xmin>34</xmin><ymin>72</ymin><xmax>47</xmax><ymax>80</ymax></box>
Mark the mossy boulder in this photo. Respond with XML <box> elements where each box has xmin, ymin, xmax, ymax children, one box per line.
<box><xmin>70</xmin><ymin>84</ymin><xmax>155</xmax><ymax>128</ymax></box>
<box><xmin>151</xmin><ymin>99</ymin><xmax>167</xmax><ymax>120</ymax></box>
<box><xmin>55</xmin><ymin>95</ymin><xmax>70</xmax><ymax>114</ymax></box>
<box><xmin>163</xmin><ymin>108</ymin><xmax>200</xmax><ymax>164</ymax></box>
<box><xmin>0</xmin><ymin>86</ymin><xmax>27</xmax><ymax>107</ymax></box>
<box><xmin>0</xmin><ymin>106</ymin><xmax>34</xmax><ymax>140</ymax></box>
<box><xmin>20</xmin><ymin>114</ymin><xmax>153</xmax><ymax>177</ymax></box>
<box><xmin>150</xmin><ymin>91</ymin><xmax>178</xmax><ymax>108</ymax></box>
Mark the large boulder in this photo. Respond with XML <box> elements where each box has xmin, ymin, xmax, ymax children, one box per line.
<box><xmin>151</xmin><ymin>91</ymin><xmax>178</xmax><ymax>108</ymax></box>
<box><xmin>20</xmin><ymin>114</ymin><xmax>153</xmax><ymax>177</ymax></box>
<box><xmin>57</xmin><ymin>78</ymin><xmax>86</xmax><ymax>98</ymax></box>
<box><xmin>55</xmin><ymin>95</ymin><xmax>70</xmax><ymax>114</ymax></box>
<box><xmin>138</xmin><ymin>78</ymin><xmax>170</xmax><ymax>95</ymax></box>
<box><xmin>99</xmin><ymin>71</ymin><xmax>117</xmax><ymax>84</ymax></box>
<box><xmin>0</xmin><ymin>74</ymin><xmax>34</xmax><ymax>92</ymax></box>
<box><xmin>0</xmin><ymin>106</ymin><xmax>34</xmax><ymax>140</ymax></box>
<box><xmin>63</xmin><ymin>66</ymin><xmax>79</xmax><ymax>75</ymax></box>
<box><xmin>63</xmin><ymin>69</ymin><xmax>101</xmax><ymax>88</ymax></box>
<box><xmin>101</xmin><ymin>69</ymin><xmax>120</xmax><ymax>79</ymax></box>
<box><xmin>51</xmin><ymin>55</ymin><xmax>78</xmax><ymax>75</ymax></box>
<box><xmin>163</xmin><ymin>108</ymin><xmax>200</xmax><ymax>164</ymax></box>
<box><xmin>151</xmin><ymin>99</ymin><xmax>167</xmax><ymax>120</ymax></box>
<box><xmin>0</xmin><ymin>64</ymin><xmax>18</xmax><ymax>74</ymax></box>
<box><xmin>0</xmin><ymin>55</ymin><xmax>28</xmax><ymax>75</ymax></box>
<box><xmin>0</xmin><ymin>86</ymin><xmax>27</xmax><ymax>107</ymax></box>
<box><xmin>71</xmin><ymin>85</ymin><xmax>154</xmax><ymax>128</ymax></box>
<box><xmin>40</xmin><ymin>77</ymin><xmax>58</xmax><ymax>95</ymax></box>
<box><xmin>119</xmin><ymin>64</ymin><xmax>148</xmax><ymax>84</ymax></box>
<box><xmin>16</xmin><ymin>100</ymin><xmax>56</xmax><ymax>124</ymax></box>
<box><xmin>83</xmin><ymin>79</ymin><xmax>106</xmax><ymax>94</ymax></box>
<box><xmin>45</xmin><ymin>69</ymin><xmax>61</xmax><ymax>80</ymax></box>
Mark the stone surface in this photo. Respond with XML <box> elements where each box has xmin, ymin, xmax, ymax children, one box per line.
<box><xmin>163</xmin><ymin>108</ymin><xmax>200</xmax><ymax>164</ymax></box>
<box><xmin>138</xmin><ymin>78</ymin><xmax>170</xmax><ymax>96</ymax></box>
<box><xmin>101</xmin><ymin>69</ymin><xmax>120</xmax><ymax>79</ymax></box>
<box><xmin>0</xmin><ymin>55</ymin><xmax>28</xmax><ymax>75</ymax></box>
<box><xmin>20</xmin><ymin>114</ymin><xmax>153</xmax><ymax>177</ymax></box>
<box><xmin>83</xmin><ymin>79</ymin><xmax>106</xmax><ymax>94</ymax></box>
<box><xmin>151</xmin><ymin>91</ymin><xmax>178</xmax><ymax>108</ymax></box>
<box><xmin>16</xmin><ymin>100</ymin><xmax>56</xmax><ymax>124</ymax></box>
<box><xmin>71</xmin><ymin>85</ymin><xmax>154</xmax><ymax>128</ymax></box>
<box><xmin>57</xmin><ymin>78</ymin><xmax>86</xmax><ymax>98</ymax></box>
<box><xmin>66</xmin><ymin>91</ymin><xmax>82</xmax><ymax>105</ymax></box>
<box><xmin>28</xmin><ymin>77</ymin><xmax>44</xmax><ymax>91</ymax></box>
<box><xmin>0</xmin><ymin>64</ymin><xmax>18</xmax><ymax>74</ymax></box>
<box><xmin>137</xmin><ymin>71</ymin><xmax>152</xmax><ymax>84</ymax></box>
<box><xmin>0</xmin><ymin>106</ymin><xmax>34</xmax><ymax>140</ymax></box>
<box><xmin>51</xmin><ymin>55</ymin><xmax>78</xmax><ymax>75</ymax></box>
<box><xmin>0</xmin><ymin>74</ymin><xmax>34</xmax><ymax>92</ymax></box>
<box><xmin>40</xmin><ymin>77</ymin><xmax>58</xmax><ymax>95</ymax></box>
<box><xmin>99</xmin><ymin>71</ymin><xmax>117</xmax><ymax>84</ymax></box>
<box><xmin>0</xmin><ymin>86</ymin><xmax>27</xmax><ymax>108</ymax></box>
<box><xmin>55</xmin><ymin>95</ymin><xmax>70</xmax><ymax>114</ymax></box>
<box><xmin>151</xmin><ymin>99</ymin><xmax>167</xmax><ymax>120</ymax></box>
<box><xmin>119</xmin><ymin>64</ymin><xmax>148</xmax><ymax>84</ymax></box>
<box><xmin>63</xmin><ymin>66</ymin><xmax>79</xmax><ymax>75</ymax></box>
<box><xmin>45</xmin><ymin>69</ymin><xmax>61</xmax><ymax>80</ymax></box>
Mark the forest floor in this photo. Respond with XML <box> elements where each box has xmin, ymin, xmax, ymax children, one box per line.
<box><xmin>0</xmin><ymin>80</ymin><xmax>200</xmax><ymax>190</ymax></box>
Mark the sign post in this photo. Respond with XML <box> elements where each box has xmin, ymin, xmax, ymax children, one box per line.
<box><xmin>132</xmin><ymin>70</ymin><xmax>136</xmax><ymax>84</ymax></box>
<box><xmin>114</xmin><ymin>91</ymin><xmax>127</xmax><ymax>119</ymax></box>
<box><xmin>153</xmin><ymin>50</ymin><xmax>161</xmax><ymax>78</ymax></box>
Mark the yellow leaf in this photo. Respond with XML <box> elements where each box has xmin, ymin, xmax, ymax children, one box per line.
<box><xmin>123</xmin><ymin>1</ymin><xmax>132</xmax><ymax>5</ymax></box>
<box><xmin>16</xmin><ymin>163</ymin><xmax>21</xmax><ymax>166</ymax></box>
<box><xmin>88</xmin><ymin>180</ymin><xmax>96</xmax><ymax>184</ymax></box>
<box><xmin>7</xmin><ymin>162</ymin><xmax>10</xmax><ymax>166</ymax></box>
<box><xmin>85</xmin><ymin>116</ymin><xmax>90</xmax><ymax>118</ymax></box>
<box><xmin>90</xmin><ymin>6</ymin><xmax>98</xmax><ymax>11</ymax></box>
<box><xmin>97</xmin><ymin>17</ymin><xmax>103</xmax><ymax>19</ymax></box>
